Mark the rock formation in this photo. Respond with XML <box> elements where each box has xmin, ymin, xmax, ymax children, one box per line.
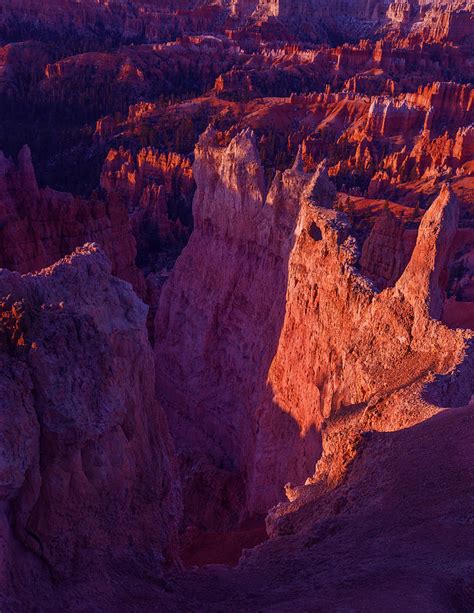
<box><xmin>253</xmin><ymin>173</ymin><xmax>470</xmax><ymax>512</ymax></box>
<box><xmin>0</xmin><ymin>41</ymin><xmax>50</xmax><ymax>100</ymax></box>
<box><xmin>2</xmin><ymin>0</ymin><xmax>472</xmax><ymax>53</ymax></box>
<box><xmin>209</xmin><ymin>401</ymin><xmax>474</xmax><ymax>611</ymax></box>
<box><xmin>100</xmin><ymin>146</ymin><xmax>194</xmax><ymax>264</ymax></box>
<box><xmin>0</xmin><ymin>0</ymin><xmax>226</xmax><ymax>47</ymax></box>
<box><xmin>0</xmin><ymin>244</ymin><xmax>180</xmax><ymax>611</ymax></box>
<box><xmin>155</xmin><ymin>127</ymin><xmax>304</xmax><ymax>528</ymax></box>
<box><xmin>359</xmin><ymin>207</ymin><xmax>409</xmax><ymax>286</ymax></box>
<box><xmin>38</xmin><ymin>37</ymin><xmax>241</xmax><ymax>118</ymax></box>
<box><xmin>0</xmin><ymin>146</ymin><xmax>144</xmax><ymax>294</ymax></box>
<box><xmin>155</xmin><ymin>127</ymin><xmax>472</xmax><ymax>531</ymax></box>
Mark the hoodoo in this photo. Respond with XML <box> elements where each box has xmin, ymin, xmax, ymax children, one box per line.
<box><xmin>0</xmin><ymin>147</ymin><xmax>144</xmax><ymax>294</ymax></box>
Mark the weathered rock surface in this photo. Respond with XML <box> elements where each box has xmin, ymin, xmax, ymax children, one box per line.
<box><xmin>231</xmin><ymin>0</ymin><xmax>474</xmax><ymax>45</ymax></box>
<box><xmin>0</xmin><ymin>244</ymin><xmax>180</xmax><ymax>611</ymax></box>
<box><xmin>258</xmin><ymin>179</ymin><xmax>470</xmax><ymax>513</ymax></box>
<box><xmin>0</xmin><ymin>0</ymin><xmax>226</xmax><ymax>47</ymax></box>
<box><xmin>359</xmin><ymin>207</ymin><xmax>409</xmax><ymax>286</ymax></box>
<box><xmin>155</xmin><ymin>127</ymin><xmax>304</xmax><ymax>528</ymax></box>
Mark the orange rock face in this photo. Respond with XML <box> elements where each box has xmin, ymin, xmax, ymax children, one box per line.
<box><xmin>155</xmin><ymin>129</ymin><xmax>473</xmax><ymax>526</ymax></box>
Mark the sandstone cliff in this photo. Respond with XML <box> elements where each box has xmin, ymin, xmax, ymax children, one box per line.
<box><xmin>0</xmin><ymin>1</ymin><xmax>473</xmax><ymax>608</ymax></box>
<box><xmin>155</xmin><ymin>127</ymin><xmax>303</xmax><ymax>528</ymax></box>
<box><xmin>155</xmin><ymin>128</ymin><xmax>472</xmax><ymax>531</ymax></box>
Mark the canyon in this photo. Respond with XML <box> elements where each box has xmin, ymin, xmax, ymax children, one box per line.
<box><xmin>0</xmin><ymin>0</ymin><xmax>473</xmax><ymax>610</ymax></box>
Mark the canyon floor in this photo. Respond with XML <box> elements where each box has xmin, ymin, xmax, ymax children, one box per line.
<box><xmin>0</xmin><ymin>1</ymin><xmax>473</xmax><ymax>611</ymax></box>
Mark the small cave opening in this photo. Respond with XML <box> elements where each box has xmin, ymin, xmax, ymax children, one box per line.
<box><xmin>309</xmin><ymin>221</ymin><xmax>323</xmax><ymax>241</ymax></box>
